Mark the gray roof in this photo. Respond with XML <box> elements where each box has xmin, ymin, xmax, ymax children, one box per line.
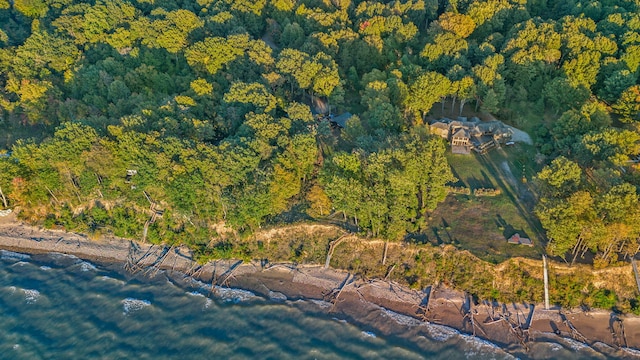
<box><xmin>430</xmin><ymin>122</ymin><xmax>449</xmax><ymax>130</ymax></box>
<box><xmin>452</xmin><ymin>129</ymin><xmax>469</xmax><ymax>139</ymax></box>
<box><xmin>331</xmin><ymin>112</ymin><xmax>353</xmax><ymax>128</ymax></box>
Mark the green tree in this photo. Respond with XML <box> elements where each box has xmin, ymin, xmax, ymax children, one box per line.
<box><xmin>437</xmin><ymin>12</ymin><xmax>476</xmax><ymax>38</ymax></box>
<box><xmin>543</xmin><ymin>78</ymin><xmax>590</xmax><ymax>115</ymax></box>
<box><xmin>535</xmin><ymin>156</ymin><xmax>582</xmax><ymax>198</ymax></box>
<box><xmin>223</xmin><ymin>82</ymin><xmax>277</xmax><ymax>114</ymax></box>
<box><xmin>613</xmin><ymin>86</ymin><xmax>640</xmax><ymax>123</ymax></box>
<box><xmin>405</xmin><ymin>71</ymin><xmax>451</xmax><ymax>121</ymax></box>
<box><xmin>14</xmin><ymin>0</ymin><xmax>48</xmax><ymax>17</ymax></box>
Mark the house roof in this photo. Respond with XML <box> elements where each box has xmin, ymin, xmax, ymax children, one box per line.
<box><xmin>452</xmin><ymin>129</ymin><xmax>469</xmax><ymax>139</ymax></box>
<box><xmin>519</xmin><ymin>237</ymin><xmax>533</xmax><ymax>246</ymax></box>
<box><xmin>449</xmin><ymin>120</ymin><xmax>464</xmax><ymax>128</ymax></box>
<box><xmin>508</xmin><ymin>234</ymin><xmax>521</xmax><ymax>244</ymax></box>
<box><xmin>331</xmin><ymin>112</ymin><xmax>353</xmax><ymax>128</ymax></box>
<box><xmin>430</xmin><ymin>122</ymin><xmax>449</xmax><ymax>130</ymax></box>
<box><xmin>508</xmin><ymin>233</ymin><xmax>533</xmax><ymax>246</ymax></box>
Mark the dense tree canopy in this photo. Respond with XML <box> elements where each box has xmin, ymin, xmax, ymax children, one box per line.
<box><xmin>1</xmin><ymin>0</ymin><xmax>640</xmax><ymax>267</ymax></box>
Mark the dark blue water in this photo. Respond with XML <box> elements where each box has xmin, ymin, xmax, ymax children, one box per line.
<box><xmin>0</xmin><ymin>249</ymin><xmax>629</xmax><ymax>359</ymax></box>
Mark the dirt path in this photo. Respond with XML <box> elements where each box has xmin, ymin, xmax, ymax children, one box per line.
<box><xmin>506</xmin><ymin>126</ymin><xmax>533</xmax><ymax>145</ymax></box>
<box><xmin>499</xmin><ymin>160</ymin><xmax>519</xmax><ymax>190</ymax></box>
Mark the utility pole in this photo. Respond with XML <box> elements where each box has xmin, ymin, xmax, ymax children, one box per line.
<box><xmin>543</xmin><ymin>255</ymin><xmax>550</xmax><ymax>310</ymax></box>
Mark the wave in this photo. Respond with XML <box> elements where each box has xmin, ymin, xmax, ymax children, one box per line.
<box><xmin>332</xmin><ymin>317</ymin><xmax>348</xmax><ymax>324</ymax></box>
<box><xmin>459</xmin><ymin>333</ymin><xmax>515</xmax><ymax>359</ymax></box>
<box><xmin>382</xmin><ymin>308</ymin><xmax>423</xmax><ymax>327</ymax></box>
<box><xmin>186</xmin><ymin>290</ymin><xmax>215</xmax><ymax>310</ymax></box>
<box><xmin>40</xmin><ymin>265</ymin><xmax>52</xmax><ymax>271</ymax></box>
<box><xmin>77</xmin><ymin>261</ymin><xmax>97</xmax><ymax>272</ymax></box>
<box><xmin>23</xmin><ymin>289</ymin><xmax>40</xmax><ymax>304</ymax></box>
<box><xmin>122</xmin><ymin>298</ymin><xmax>151</xmax><ymax>315</ymax></box>
<box><xmin>310</xmin><ymin>299</ymin><xmax>333</xmax><ymax>309</ymax></box>
<box><xmin>97</xmin><ymin>275</ymin><xmax>125</xmax><ymax>285</ymax></box>
<box><xmin>187</xmin><ymin>291</ymin><xmax>205</xmax><ymax>298</ymax></box>
<box><xmin>268</xmin><ymin>290</ymin><xmax>287</xmax><ymax>301</ymax></box>
<box><xmin>423</xmin><ymin>323</ymin><xmax>460</xmax><ymax>342</ymax></box>
<box><xmin>204</xmin><ymin>298</ymin><xmax>212</xmax><ymax>309</ymax></box>
<box><xmin>1</xmin><ymin>250</ymin><xmax>31</xmax><ymax>261</ymax></box>
<box><xmin>381</xmin><ymin>308</ymin><xmax>459</xmax><ymax>342</ymax></box>
<box><xmin>47</xmin><ymin>252</ymin><xmax>79</xmax><ymax>260</ymax></box>
<box><xmin>10</xmin><ymin>261</ymin><xmax>30</xmax><ymax>267</ymax></box>
<box><xmin>214</xmin><ymin>286</ymin><xmax>258</xmax><ymax>303</ymax></box>
<box><xmin>622</xmin><ymin>347</ymin><xmax>640</xmax><ymax>357</ymax></box>
<box><xmin>183</xmin><ymin>278</ymin><xmax>258</xmax><ymax>303</ymax></box>
<box><xmin>559</xmin><ymin>337</ymin><xmax>589</xmax><ymax>352</ymax></box>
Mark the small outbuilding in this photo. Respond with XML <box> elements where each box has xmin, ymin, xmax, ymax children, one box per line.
<box><xmin>508</xmin><ymin>233</ymin><xmax>533</xmax><ymax>246</ymax></box>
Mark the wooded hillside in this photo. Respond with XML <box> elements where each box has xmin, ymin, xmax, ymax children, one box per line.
<box><xmin>0</xmin><ymin>0</ymin><xmax>640</xmax><ymax>269</ymax></box>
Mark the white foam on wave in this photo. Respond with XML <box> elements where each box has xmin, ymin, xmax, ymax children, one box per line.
<box><xmin>592</xmin><ymin>341</ymin><xmax>615</xmax><ymax>352</ymax></box>
<box><xmin>186</xmin><ymin>290</ymin><xmax>215</xmax><ymax>310</ymax></box>
<box><xmin>424</xmin><ymin>323</ymin><xmax>460</xmax><ymax>342</ymax></box>
<box><xmin>98</xmin><ymin>276</ymin><xmax>125</xmax><ymax>285</ymax></box>
<box><xmin>78</xmin><ymin>261</ymin><xmax>97</xmax><ymax>272</ymax></box>
<box><xmin>561</xmin><ymin>337</ymin><xmax>588</xmax><ymax>351</ymax></box>
<box><xmin>310</xmin><ymin>299</ymin><xmax>332</xmax><ymax>309</ymax></box>
<box><xmin>122</xmin><ymin>298</ymin><xmax>151</xmax><ymax>315</ymax></box>
<box><xmin>460</xmin><ymin>333</ymin><xmax>514</xmax><ymax>359</ymax></box>
<box><xmin>40</xmin><ymin>266</ymin><xmax>51</xmax><ymax>271</ymax></box>
<box><xmin>23</xmin><ymin>289</ymin><xmax>40</xmax><ymax>304</ymax></box>
<box><xmin>382</xmin><ymin>308</ymin><xmax>423</xmax><ymax>327</ymax></box>
<box><xmin>622</xmin><ymin>347</ymin><xmax>640</xmax><ymax>356</ymax></box>
<box><xmin>11</xmin><ymin>261</ymin><xmax>29</xmax><ymax>267</ymax></box>
<box><xmin>362</xmin><ymin>331</ymin><xmax>377</xmax><ymax>338</ymax></box>
<box><xmin>545</xmin><ymin>342</ymin><xmax>564</xmax><ymax>352</ymax></box>
<box><xmin>1</xmin><ymin>250</ymin><xmax>30</xmax><ymax>261</ymax></box>
<box><xmin>7</xmin><ymin>286</ymin><xmax>16</xmax><ymax>294</ymax></box>
<box><xmin>188</xmin><ymin>278</ymin><xmax>210</xmax><ymax>289</ymax></box>
<box><xmin>204</xmin><ymin>298</ymin><xmax>212</xmax><ymax>309</ymax></box>
<box><xmin>188</xmin><ymin>291</ymin><xmax>205</xmax><ymax>298</ymax></box>
<box><xmin>48</xmin><ymin>252</ymin><xmax>79</xmax><ymax>260</ymax></box>
<box><xmin>268</xmin><ymin>290</ymin><xmax>287</xmax><ymax>301</ymax></box>
<box><xmin>214</xmin><ymin>286</ymin><xmax>257</xmax><ymax>303</ymax></box>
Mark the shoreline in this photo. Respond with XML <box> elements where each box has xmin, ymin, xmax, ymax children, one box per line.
<box><xmin>1</xmin><ymin>218</ymin><xmax>639</xmax><ymax>358</ymax></box>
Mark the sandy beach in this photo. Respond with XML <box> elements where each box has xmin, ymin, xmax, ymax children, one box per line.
<box><xmin>0</xmin><ymin>214</ymin><xmax>639</xmax><ymax>359</ymax></box>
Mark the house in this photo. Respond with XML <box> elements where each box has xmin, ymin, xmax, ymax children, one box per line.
<box><xmin>330</xmin><ymin>112</ymin><xmax>353</xmax><ymax>128</ymax></box>
<box><xmin>429</xmin><ymin>122</ymin><xmax>450</xmax><ymax>139</ymax></box>
<box><xmin>451</xmin><ymin>129</ymin><xmax>471</xmax><ymax>155</ymax></box>
<box><xmin>451</xmin><ymin>129</ymin><xmax>470</xmax><ymax>146</ymax></box>
<box><xmin>471</xmin><ymin>135</ymin><xmax>498</xmax><ymax>154</ymax></box>
<box><xmin>508</xmin><ymin>233</ymin><xmax>533</xmax><ymax>246</ymax></box>
<box><xmin>429</xmin><ymin>118</ymin><xmax>514</xmax><ymax>154</ymax></box>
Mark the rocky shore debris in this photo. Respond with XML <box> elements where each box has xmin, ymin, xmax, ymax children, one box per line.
<box><xmin>0</xmin><ymin>221</ymin><xmax>639</xmax><ymax>357</ymax></box>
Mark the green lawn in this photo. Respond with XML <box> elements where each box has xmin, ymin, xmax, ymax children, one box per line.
<box><xmin>424</xmin><ymin>143</ymin><xmax>545</xmax><ymax>263</ymax></box>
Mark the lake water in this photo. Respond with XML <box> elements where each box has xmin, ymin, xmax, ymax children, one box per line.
<box><xmin>0</xmin><ymin>249</ymin><xmax>628</xmax><ymax>359</ymax></box>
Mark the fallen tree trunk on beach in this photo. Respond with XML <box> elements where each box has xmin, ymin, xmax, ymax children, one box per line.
<box><xmin>324</xmin><ymin>235</ymin><xmax>349</xmax><ymax>269</ymax></box>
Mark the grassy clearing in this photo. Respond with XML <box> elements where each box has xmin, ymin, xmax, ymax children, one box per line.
<box><xmin>425</xmin><ymin>143</ymin><xmax>545</xmax><ymax>263</ymax></box>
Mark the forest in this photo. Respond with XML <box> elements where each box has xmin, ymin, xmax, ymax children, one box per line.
<box><xmin>1</xmin><ymin>0</ymin><xmax>640</xmax><ymax>282</ymax></box>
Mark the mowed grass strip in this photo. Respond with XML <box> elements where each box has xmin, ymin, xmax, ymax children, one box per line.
<box><xmin>425</xmin><ymin>145</ymin><xmax>542</xmax><ymax>263</ymax></box>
